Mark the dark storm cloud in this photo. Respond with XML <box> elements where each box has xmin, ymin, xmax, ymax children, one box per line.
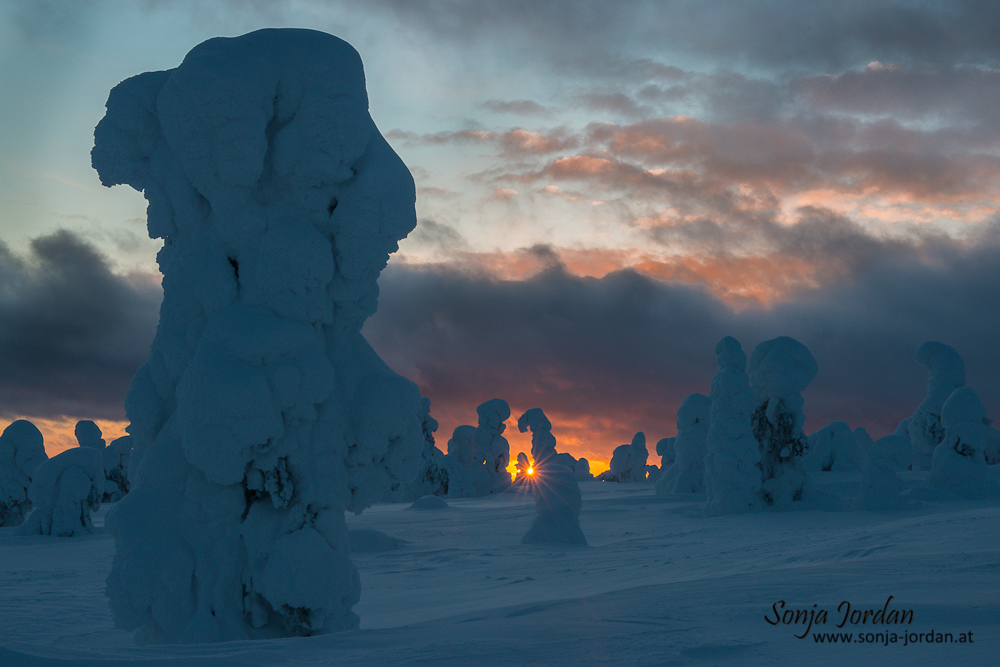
<box><xmin>366</xmin><ymin>232</ymin><xmax>1000</xmax><ymax>440</ymax></box>
<box><xmin>369</xmin><ymin>0</ymin><xmax>1000</xmax><ymax>71</ymax></box>
<box><xmin>0</xmin><ymin>231</ymin><xmax>159</xmax><ymax>420</ymax></box>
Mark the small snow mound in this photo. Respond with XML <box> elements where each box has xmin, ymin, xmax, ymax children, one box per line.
<box><xmin>348</xmin><ymin>529</ymin><xmax>407</xmax><ymax>553</ymax></box>
<box><xmin>408</xmin><ymin>495</ymin><xmax>449</xmax><ymax>510</ymax></box>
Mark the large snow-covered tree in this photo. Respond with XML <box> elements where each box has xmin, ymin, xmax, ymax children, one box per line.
<box><xmin>92</xmin><ymin>29</ymin><xmax>424</xmax><ymax>643</ymax></box>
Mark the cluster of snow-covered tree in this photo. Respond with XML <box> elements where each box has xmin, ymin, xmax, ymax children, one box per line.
<box><xmin>603</xmin><ymin>336</ymin><xmax>999</xmax><ymax>512</ymax></box>
<box><xmin>387</xmin><ymin>398</ymin><xmax>593</xmax><ymax>502</ymax></box>
<box><xmin>0</xmin><ymin>419</ymin><xmax>132</xmax><ymax>535</ymax></box>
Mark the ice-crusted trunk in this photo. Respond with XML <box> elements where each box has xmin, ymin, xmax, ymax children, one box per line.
<box><xmin>92</xmin><ymin>29</ymin><xmax>423</xmax><ymax>643</ymax></box>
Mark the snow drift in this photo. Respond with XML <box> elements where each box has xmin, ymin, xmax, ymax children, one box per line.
<box><xmin>92</xmin><ymin>29</ymin><xmax>423</xmax><ymax>643</ymax></box>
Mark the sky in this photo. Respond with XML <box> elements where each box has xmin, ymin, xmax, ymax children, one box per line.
<box><xmin>2</xmin><ymin>1</ymin><xmax>1000</xmax><ymax>470</ymax></box>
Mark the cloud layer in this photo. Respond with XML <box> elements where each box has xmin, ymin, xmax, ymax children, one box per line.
<box><xmin>0</xmin><ymin>231</ymin><xmax>159</xmax><ymax>420</ymax></box>
<box><xmin>366</xmin><ymin>233</ymin><xmax>1000</xmax><ymax>459</ymax></box>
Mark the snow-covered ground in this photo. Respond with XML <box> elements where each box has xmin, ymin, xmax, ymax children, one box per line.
<box><xmin>2</xmin><ymin>473</ymin><xmax>998</xmax><ymax>666</ymax></box>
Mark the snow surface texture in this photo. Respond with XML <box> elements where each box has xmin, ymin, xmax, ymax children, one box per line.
<box><xmin>908</xmin><ymin>341</ymin><xmax>966</xmax><ymax>471</ymax></box>
<box><xmin>657</xmin><ymin>394</ymin><xmax>711</xmax><ymax>493</ymax></box>
<box><xmin>522</xmin><ymin>463</ymin><xmax>587</xmax><ymax>545</ymax></box>
<box><xmin>803</xmin><ymin>421</ymin><xmax>861</xmax><ymax>472</ymax></box>
<box><xmin>703</xmin><ymin>337</ymin><xmax>762</xmax><ymax>514</ymax></box>
<box><xmin>5</xmin><ymin>479</ymin><xmax>1000</xmax><ymax>666</ymax></box>
<box><xmin>18</xmin><ymin>447</ymin><xmax>106</xmax><ymax>537</ymax></box>
<box><xmin>0</xmin><ymin>420</ymin><xmax>48</xmax><ymax>527</ymax></box>
<box><xmin>92</xmin><ymin>29</ymin><xmax>423</xmax><ymax>643</ymax></box>
<box><xmin>923</xmin><ymin>387</ymin><xmax>998</xmax><ymax>499</ymax></box>
<box><xmin>749</xmin><ymin>336</ymin><xmax>817</xmax><ymax>509</ymax></box>
<box><xmin>517</xmin><ymin>408</ymin><xmax>592</xmax><ymax>480</ymax></box>
<box><xmin>600</xmin><ymin>432</ymin><xmax>650</xmax><ymax>483</ymax></box>
<box><xmin>75</xmin><ymin>421</ymin><xmax>106</xmax><ymax>449</ymax></box>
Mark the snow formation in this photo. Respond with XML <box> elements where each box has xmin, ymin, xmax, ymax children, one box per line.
<box><xmin>474</xmin><ymin>399</ymin><xmax>512</xmax><ymax>493</ymax></box>
<box><xmin>657</xmin><ymin>394</ymin><xmax>711</xmax><ymax>494</ymax></box>
<box><xmin>521</xmin><ymin>463</ymin><xmax>587</xmax><ymax>546</ymax></box>
<box><xmin>655</xmin><ymin>437</ymin><xmax>675</xmax><ymax>469</ymax></box>
<box><xmin>0</xmin><ymin>420</ymin><xmax>48</xmax><ymax>527</ymax></box>
<box><xmin>75</xmin><ymin>420</ymin><xmax>106</xmax><ymax>449</ymax></box>
<box><xmin>92</xmin><ymin>29</ymin><xmax>423</xmax><ymax>643</ymax></box>
<box><xmin>599</xmin><ymin>432</ymin><xmax>650</xmax><ymax>483</ymax></box>
<box><xmin>908</xmin><ymin>341</ymin><xmax>965</xmax><ymax>471</ymax></box>
<box><xmin>517</xmin><ymin>408</ymin><xmax>591</xmax><ymax>480</ymax></box>
<box><xmin>102</xmin><ymin>436</ymin><xmax>133</xmax><ymax>502</ymax></box>
<box><xmin>803</xmin><ymin>421</ymin><xmax>861</xmax><ymax>472</ymax></box>
<box><xmin>444</xmin><ymin>425</ymin><xmax>492</xmax><ymax>498</ymax></box>
<box><xmin>385</xmin><ymin>397</ymin><xmax>447</xmax><ymax>501</ymax></box>
<box><xmin>858</xmin><ymin>431</ymin><xmax>911</xmax><ymax>510</ymax></box>
<box><xmin>702</xmin><ymin>337</ymin><xmax>762</xmax><ymax>514</ymax></box>
<box><xmin>749</xmin><ymin>336</ymin><xmax>817</xmax><ymax>508</ymax></box>
<box><xmin>925</xmin><ymin>387</ymin><xmax>997</xmax><ymax>498</ymax></box>
<box><xmin>514</xmin><ymin>451</ymin><xmax>531</xmax><ymax>484</ymax></box>
<box><xmin>18</xmin><ymin>447</ymin><xmax>106</xmax><ymax>537</ymax></box>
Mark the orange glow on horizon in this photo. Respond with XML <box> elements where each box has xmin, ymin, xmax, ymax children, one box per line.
<box><xmin>3</xmin><ymin>415</ymin><xmax>129</xmax><ymax>459</ymax></box>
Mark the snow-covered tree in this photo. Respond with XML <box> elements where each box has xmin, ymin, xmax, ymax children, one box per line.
<box><xmin>0</xmin><ymin>420</ymin><xmax>48</xmax><ymax>526</ymax></box>
<box><xmin>522</xmin><ymin>463</ymin><xmax>587</xmax><ymax>546</ymax></box>
<box><xmin>925</xmin><ymin>387</ymin><xmax>997</xmax><ymax>497</ymax></box>
<box><xmin>749</xmin><ymin>336</ymin><xmax>817</xmax><ymax>508</ymax></box>
<box><xmin>655</xmin><ymin>436</ymin><xmax>675</xmax><ymax>470</ymax></box>
<box><xmin>803</xmin><ymin>421</ymin><xmax>861</xmax><ymax>472</ymax></box>
<box><xmin>475</xmin><ymin>398</ymin><xmax>512</xmax><ymax>493</ymax></box>
<box><xmin>858</xmin><ymin>432</ymin><xmax>912</xmax><ymax>510</ymax></box>
<box><xmin>517</xmin><ymin>408</ymin><xmax>591</xmax><ymax>480</ymax></box>
<box><xmin>385</xmin><ymin>397</ymin><xmax>448</xmax><ymax>501</ymax></box>
<box><xmin>102</xmin><ymin>435</ymin><xmax>133</xmax><ymax>502</ymax></box>
<box><xmin>444</xmin><ymin>425</ymin><xmax>493</xmax><ymax>497</ymax></box>
<box><xmin>92</xmin><ymin>29</ymin><xmax>424</xmax><ymax>643</ymax></box>
<box><xmin>599</xmin><ymin>432</ymin><xmax>649</xmax><ymax>482</ymax></box>
<box><xmin>657</xmin><ymin>394</ymin><xmax>711</xmax><ymax>494</ymax></box>
<box><xmin>514</xmin><ymin>451</ymin><xmax>531</xmax><ymax>485</ymax></box>
<box><xmin>908</xmin><ymin>341</ymin><xmax>965</xmax><ymax>471</ymax></box>
<box><xmin>702</xmin><ymin>337</ymin><xmax>762</xmax><ymax>514</ymax></box>
<box><xmin>75</xmin><ymin>420</ymin><xmax>105</xmax><ymax>449</ymax></box>
<box><xmin>18</xmin><ymin>447</ymin><xmax>106</xmax><ymax>536</ymax></box>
